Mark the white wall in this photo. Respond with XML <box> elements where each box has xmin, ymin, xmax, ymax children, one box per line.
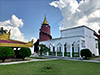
<box><xmin>84</xmin><ymin>27</ymin><xmax>99</xmax><ymax>56</ymax></box>
<box><xmin>61</xmin><ymin>26</ymin><xmax>84</xmax><ymax>38</ymax></box>
<box><xmin>40</xmin><ymin>37</ymin><xmax>80</xmax><ymax>48</ymax></box>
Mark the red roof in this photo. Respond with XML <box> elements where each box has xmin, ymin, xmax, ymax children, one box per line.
<box><xmin>0</xmin><ymin>39</ymin><xmax>26</xmax><ymax>44</ymax></box>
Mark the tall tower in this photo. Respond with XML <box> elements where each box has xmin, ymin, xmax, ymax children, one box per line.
<box><xmin>39</xmin><ymin>15</ymin><xmax>52</xmax><ymax>41</ymax></box>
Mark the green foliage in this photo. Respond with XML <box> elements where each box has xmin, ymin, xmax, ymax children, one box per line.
<box><xmin>81</xmin><ymin>49</ymin><xmax>92</xmax><ymax>59</ymax></box>
<box><xmin>49</xmin><ymin>52</ymin><xmax>56</xmax><ymax>56</ymax></box>
<box><xmin>0</xmin><ymin>47</ymin><xmax>15</xmax><ymax>62</ymax></box>
<box><xmin>34</xmin><ymin>39</ymin><xmax>39</xmax><ymax>53</ymax></box>
<box><xmin>97</xmin><ymin>39</ymin><xmax>100</xmax><ymax>55</ymax></box>
<box><xmin>57</xmin><ymin>52</ymin><xmax>62</xmax><ymax>56</ymax></box>
<box><xmin>97</xmin><ymin>39</ymin><xmax>100</xmax><ymax>46</ymax></box>
<box><xmin>19</xmin><ymin>47</ymin><xmax>31</xmax><ymax>60</ymax></box>
<box><xmin>39</xmin><ymin>44</ymin><xmax>50</xmax><ymax>58</ymax></box>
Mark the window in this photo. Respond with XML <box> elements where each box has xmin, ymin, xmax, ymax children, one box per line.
<box><xmin>82</xmin><ymin>40</ymin><xmax>85</xmax><ymax>47</ymax></box>
<box><xmin>53</xmin><ymin>47</ymin><xmax>55</xmax><ymax>52</ymax></box>
<box><xmin>86</xmin><ymin>35</ymin><xmax>88</xmax><ymax>37</ymax></box>
<box><xmin>96</xmin><ymin>43</ymin><xmax>98</xmax><ymax>48</ymax></box>
<box><xmin>89</xmin><ymin>36</ymin><xmax>92</xmax><ymax>38</ymax></box>
<box><xmin>46</xmin><ymin>25</ymin><xmax>48</xmax><ymax>27</ymax></box>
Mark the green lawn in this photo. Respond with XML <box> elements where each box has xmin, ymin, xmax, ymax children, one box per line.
<box><xmin>0</xmin><ymin>60</ymin><xmax>100</xmax><ymax>75</ymax></box>
<box><xmin>87</xmin><ymin>56</ymin><xmax>100</xmax><ymax>60</ymax></box>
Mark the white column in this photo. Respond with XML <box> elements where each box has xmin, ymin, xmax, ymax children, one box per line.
<box><xmin>47</xmin><ymin>45</ymin><xmax>49</xmax><ymax>56</ymax></box>
<box><xmin>70</xmin><ymin>44</ymin><xmax>72</xmax><ymax>58</ymax></box>
<box><xmin>79</xmin><ymin>40</ymin><xmax>82</xmax><ymax>58</ymax></box>
<box><xmin>47</xmin><ymin>52</ymin><xmax>49</xmax><ymax>56</ymax></box>
<box><xmin>39</xmin><ymin>47</ymin><xmax>40</xmax><ymax>51</ymax></box>
<box><xmin>55</xmin><ymin>47</ymin><xmax>57</xmax><ymax>56</ymax></box>
<box><xmin>46</xmin><ymin>45</ymin><xmax>49</xmax><ymax>56</ymax></box>
<box><xmin>62</xmin><ymin>45</ymin><xmax>64</xmax><ymax>57</ymax></box>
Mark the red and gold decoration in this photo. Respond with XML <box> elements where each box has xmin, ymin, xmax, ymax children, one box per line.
<box><xmin>0</xmin><ymin>27</ymin><xmax>33</xmax><ymax>47</ymax></box>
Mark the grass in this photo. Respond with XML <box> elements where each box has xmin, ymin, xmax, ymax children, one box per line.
<box><xmin>87</xmin><ymin>56</ymin><xmax>100</xmax><ymax>60</ymax></box>
<box><xmin>0</xmin><ymin>60</ymin><xmax>100</xmax><ymax>75</ymax></box>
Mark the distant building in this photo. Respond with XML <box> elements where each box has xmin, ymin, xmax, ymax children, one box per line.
<box><xmin>39</xmin><ymin>16</ymin><xmax>99</xmax><ymax>57</ymax></box>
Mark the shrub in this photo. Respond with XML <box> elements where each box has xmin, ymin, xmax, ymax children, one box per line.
<box><xmin>0</xmin><ymin>47</ymin><xmax>15</xmax><ymax>62</ymax></box>
<box><xmin>19</xmin><ymin>47</ymin><xmax>31</xmax><ymax>60</ymax></box>
<box><xmin>81</xmin><ymin>49</ymin><xmax>92</xmax><ymax>59</ymax></box>
<box><xmin>49</xmin><ymin>52</ymin><xmax>56</xmax><ymax>56</ymax></box>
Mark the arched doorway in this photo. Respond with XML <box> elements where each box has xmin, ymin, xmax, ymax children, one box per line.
<box><xmin>53</xmin><ymin>46</ymin><xmax>56</xmax><ymax>56</ymax></box>
<box><xmin>57</xmin><ymin>43</ymin><xmax>62</xmax><ymax>56</ymax></box>
<box><xmin>48</xmin><ymin>44</ymin><xmax>53</xmax><ymax>56</ymax></box>
<box><xmin>72</xmin><ymin>42</ymin><xmax>79</xmax><ymax>57</ymax></box>
<box><xmin>64</xmin><ymin>43</ymin><xmax>70</xmax><ymax>57</ymax></box>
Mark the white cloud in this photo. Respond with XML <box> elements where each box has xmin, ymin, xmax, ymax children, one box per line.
<box><xmin>50</xmin><ymin>0</ymin><xmax>100</xmax><ymax>32</ymax></box>
<box><xmin>0</xmin><ymin>15</ymin><xmax>28</xmax><ymax>42</ymax></box>
<box><xmin>10</xmin><ymin>15</ymin><xmax>23</xmax><ymax>27</ymax></box>
<box><xmin>0</xmin><ymin>14</ymin><xmax>37</xmax><ymax>53</ymax></box>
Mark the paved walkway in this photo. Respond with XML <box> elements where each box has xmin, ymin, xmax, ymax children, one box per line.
<box><xmin>44</xmin><ymin>55</ymin><xmax>100</xmax><ymax>63</ymax></box>
<box><xmin>0</xmin><ymin>56</ymin><xmax>100</xmax><ymax>65</ymax></box>
<box><xmin>0</xmin><ymin>58</ymin><xmax>57</xmax><ymax>65</ymax></box>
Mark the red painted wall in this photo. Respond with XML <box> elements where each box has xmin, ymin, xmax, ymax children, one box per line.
<box><xmin>39</xmin><ymin>24</ymin><xmax>52</xmax><ymax>41</ymax></box>
<box><xmin>40</xmin><ymin>25</ymin><xmax>50</xmax><ymax>34</ymax></box>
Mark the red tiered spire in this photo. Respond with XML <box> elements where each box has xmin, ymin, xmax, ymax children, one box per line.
<box><xmin>39</xmin><ymin>15</ymin><xmax>52</xmax><ymax>41</ymax></box>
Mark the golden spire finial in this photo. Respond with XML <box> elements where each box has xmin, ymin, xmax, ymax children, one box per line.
<box><xmin>8</xmin><ymin>29</ymin><xmax>11</xmax><ymax>35</ymax></box>
<box><xmin>42</xmin><ymin>14</ymin><xmax>49</xmax><ymax>25</ymax></box>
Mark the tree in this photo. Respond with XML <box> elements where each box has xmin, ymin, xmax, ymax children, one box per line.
<box><xmin>97</xmin><ymin>39</ymin><xmax>100</xmax><ymax>55</ymax></box>
<box><xmin>19</xmin><ymin>47</ymin><xmax>31</xmax><ymax>60</ymax></box>
<box><xmin>0</xmin><ymin>27</ymin><xmax>7</xmax><ymax>34</ymax></box>
<box><xmin>81</xmin><ymin>49</ymin><xmax>92</xmax><ymax>59</ymax></box>
<box><xmin>39</xmin><ymin>44</ymin><xmax>50</xmax><ymax>58</ymax></box>
<box><xmin>0</xmin><ymin>47</ymin><xmax>15</xmax><ymax>62</ymax></box>
<box><xmin>34</xmin><ymin>39</ymin><xmax>39</xmax><ymax>53</ymax></box>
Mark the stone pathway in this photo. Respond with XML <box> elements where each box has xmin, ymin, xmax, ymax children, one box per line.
<box><xmin>0</xmin><ymin>58</ymin><xmax>57</xmax><ymax>65</ymax></box>
<box><xmin>0</xmin><ymin>56</ymin><xmax>100</xmax><ymax>65</ymax></box>
<box><xmin>44</xmin><ymin>55</ymin><xmax>100</xmax><ymax>63</ymax></box>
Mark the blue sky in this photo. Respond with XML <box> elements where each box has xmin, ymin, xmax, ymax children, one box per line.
<box><xmin>0</xmin><ymin>0</ymin><xmax>63</xmax><ymax>41</ymax></box>
<box><xmin>0</xmin><ymin>0</ymin><xmax>100</xmax><ymax>43</ymax></box>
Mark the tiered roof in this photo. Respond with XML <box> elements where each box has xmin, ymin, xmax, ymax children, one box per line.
<box><xmin>0</xmin><ymin>29</ymin><xmax>33</xmax><ymax>47</ymax></box>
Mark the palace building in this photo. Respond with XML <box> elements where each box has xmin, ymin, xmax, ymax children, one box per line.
<box><xmin>39</xmin><ymin>16</ymin><xmax>99</xmax><ymax>57</ymax></box>
<box><xmin>0</xmin><ymin>27</ymin><xmax>33</xmax><ymax>49</ymax></box>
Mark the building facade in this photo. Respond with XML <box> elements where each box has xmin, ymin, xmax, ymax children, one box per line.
<box><xmin>39</xmin><ymin>17</ymin><xmax>99</xmax><ymax>58</ymax></box>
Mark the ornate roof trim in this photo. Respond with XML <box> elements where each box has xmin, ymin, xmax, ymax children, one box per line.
<box><xmin>42</xmin><ymin>15</ymin><xmax>49</xmax><ymax>25</ymax></box>
<box><xmin>0</xmin><ymin>29</ymin><xmax>33</xmax><ymax>47</ymax></box>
